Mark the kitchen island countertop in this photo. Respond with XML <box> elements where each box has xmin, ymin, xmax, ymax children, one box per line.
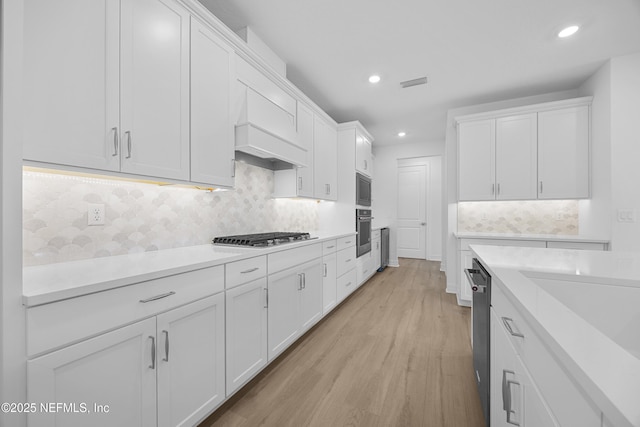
<box><xmin>23</xmin><ymin>231</ymin><xmax>356</xmax><ymax>307</ymax></box>
<box><xmin>471</xmin><ymin>244</ymin><xmax>640</xmax><ymax>427</ymax></box>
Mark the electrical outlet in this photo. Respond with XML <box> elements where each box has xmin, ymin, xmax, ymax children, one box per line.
<box><xmin>87</xmin><ymin>203</ymin><xmax>105</xmax><ymax>226</ymax></box>
<box><xmin>555</xmin><ymin>212</ymin><xmax>563</xmax><ymax>221</ymax></box>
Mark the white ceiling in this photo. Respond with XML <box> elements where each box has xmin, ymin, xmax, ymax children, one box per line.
<box><xmin>199</xmin><ymin>0</ymin><xmax>640</xmax><ymax>146</ymax></box>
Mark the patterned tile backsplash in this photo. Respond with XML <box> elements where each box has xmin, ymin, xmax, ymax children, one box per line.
<box><xmin>23</xmin><ymin>162</ymin><xmax>319</xmax><ymax>266</ymax></box>
<box><xmin>457</xmin><ymin>200</ymin><xmax>579</xmax><ymax>234</ymax></box>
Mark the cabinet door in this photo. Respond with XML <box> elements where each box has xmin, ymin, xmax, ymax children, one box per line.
<box><xmin>296</xmin><ymin>102</ymin><xmax>315</xmax><ymax>197</ymax></box>
<box><xmin>372</xmin><ymin>237</ymin><xmax>381</xmax><ymax>271</ymax></box>
<box><xmin>120</xmin><ymin>0</ymin><xmax>190</xmax><ymax>180</ymax></box>
<box><xmin>495</xmin><ymin>114</ymin><xmax>537</xmax><ymax>200</ymax></box>
<box><xmin>458</xmin><ymin>119</ymin><xmax>496</xmax><ymax>201</ymax></box>
<box><xmin>190</xmin><ymin>17</ymin><xmax>235</xmax><ymax>187</ymax></box>
<box><xmin>28</xmin><ymin>318</ymin><xmax>157</xmax><ymax>427</ymax></box>
<box><xmin>313</xmin><ymin>116</ymin><xmax>338</xmax><ymax>200</ymax></box>
<box><xmin>538</xmin><ymin>105</ymin><xmax>590</xmax><ymax>199</ymax></box>
<box><xmin>356</xmin><ymin>132</ymin><xmax>372</xmax><ymax>177</ymax></box>
<box><xmin>491</xmin><ymin>309</ymin><xmax>559</xmax><ymax>427</ymax></box>
<box><xmin>268</xmin><ymin>267</ymin><xmax>303</xmax><ymax>360</ymax></box>
<box><xmin>157</xmin><ymin>293</ymin><xmax>225</xmax><ymax>427</ymax></box>
<box><xmin>23</xmin><ymin>0</ymin><xmax>120</xmax><ymax>171</ymax></box>
<box><xmin>300</xmin><ymin>260</ymin><xmax>324</xmax><ymax>331</ymax></box>
<box><xmin>322</xmin><ymin>254</ymin><xmax>337</xmax><ymax>314</ymax></box>
<box><xmin>225</xmin><ymin>278</ymin><xmax>268</xmax><ymax>395</ymax></box>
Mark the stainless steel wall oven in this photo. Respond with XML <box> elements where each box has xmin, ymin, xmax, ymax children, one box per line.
<box><xmin>356</xmin><ymin>209</ymin><xmax>371</xmax><ymax>257</ymax></box>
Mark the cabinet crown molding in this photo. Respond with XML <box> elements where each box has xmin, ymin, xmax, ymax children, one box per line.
<box><xmin>337</xmin><ymin>121</ymin><xmax>374</xmax><ymax>142</ymax></box>
<box><xmin>454</xmin><ymin>96</ymin><xmax>593</xmax><ymax>125</ymax></box>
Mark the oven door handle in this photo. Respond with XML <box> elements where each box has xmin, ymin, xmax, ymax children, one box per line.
<box><xmin>464</xmin><ymin>268</ymin><xmax>486</xmax><ymax>293</ymax></box>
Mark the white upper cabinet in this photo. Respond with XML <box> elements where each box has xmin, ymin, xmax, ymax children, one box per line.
<box><xmin>190</xmin><ymin>17</ymin><xmax>235</xmax><ymax>187</ymax></box>
<box><xmin>24</xmin><ymin>0</ymin><xmax>191</xmax><ymax>182</ymax></box>
<box><xmin>458</xmin><ymin>119</ymin><xmax>496</xmax><ymax>201</ymax></box>
<box><xmin>313</xmin><ymin>116</ymin><xmax>338</xmax><ymax>200</ymax></box>
<box><xmin>538</xmin><ymin>105</ymin><xmax>590</xmax><ymax>199</ymax></box>
<box><xmin>457</xmin><ymin>97</ymin><xmax>591</xmax><ymax>201</ymax></box>
<box><xmin>120</xmin><ymin>0</ymin><xmax>190</xmax><ymax>180</ymax></box>
<box><xmin>495</xmin><ymin>113</ymin><xmax>538</xmax><ymax>200</ymax></box>
<box><xmin>296</xmin><ymin>102</ymin><xmax>315</xmax><ymax>198</ymax></box>
<box><xmin>23</xmin><ymin>0</ymin><xmax>121</xmax><ymax>172</ymax></box>
<box><xmin>355</xmin><ymin>132</ymin><xmax>373</xmax><ymax>177</ymax></box>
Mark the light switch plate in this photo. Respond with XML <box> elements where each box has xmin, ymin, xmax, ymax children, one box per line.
<box><xmin>616</xmin><ymin>209</ymin><xmax>636</xmax><ymax>223</ymax></box>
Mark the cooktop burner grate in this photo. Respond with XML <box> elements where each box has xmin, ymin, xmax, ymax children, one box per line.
<box><xmin>213</xmin><ymin>232</ymin><xmax>311</xmax><ymax>247</ymax></box>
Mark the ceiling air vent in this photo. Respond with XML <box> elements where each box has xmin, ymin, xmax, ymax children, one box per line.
<box><xmin>400</xmin><ymin>77</ymin><xmax>428</xmax><ymax>89</ymax></box>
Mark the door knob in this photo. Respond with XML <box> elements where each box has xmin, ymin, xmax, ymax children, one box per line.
<box><xmin>421</xmin><ymin>222</ymin><xmax>426</xmax><ymax>226</ymax></box>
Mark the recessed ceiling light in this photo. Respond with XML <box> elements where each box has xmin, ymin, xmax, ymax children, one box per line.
<box><xmin>368</xmin><ymin>75</ymin><xmax>381</xmax><ymax>84</ymax></box>
<box><xmin>398</xmin><ymin>132</ymin><xmax>406</xmax><ymax>137</ymax></box>
<box><xmin>558</xmin><ymin>25</ymin><xmax>579</xmax><ymax>38</ymax></box>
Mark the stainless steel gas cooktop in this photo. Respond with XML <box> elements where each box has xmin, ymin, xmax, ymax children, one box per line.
<box><xmin>212</xmin><ymin>232</ymin><xmax>312</xmax><ymax>247</ymax></box>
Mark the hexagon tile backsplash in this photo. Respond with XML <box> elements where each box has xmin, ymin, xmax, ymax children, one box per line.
<box><xmin>457</xmin><ymin>200</ymin><xmax>579</xmax><ymax>234</ymax></box>
<box><xmin>23</xmin><ymin>162</ymin><xmax>319</xmax><ymax>266</ymax></box>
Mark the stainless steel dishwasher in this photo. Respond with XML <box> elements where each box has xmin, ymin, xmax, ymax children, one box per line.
<box><xmin>465</xmin><ymin>257</ymin><xmax>491</xmax><ymax>427</ymax></box>
<box><xmin>378</xmin><ymin>227</ymin><xmax>389</xmax><ymax>271</ymax></box>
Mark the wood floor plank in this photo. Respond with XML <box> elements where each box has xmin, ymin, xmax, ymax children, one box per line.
<box><xmin>200</xmin><ymin>259</ymin><xmax>486</xmax><ymax>427</ymax></box>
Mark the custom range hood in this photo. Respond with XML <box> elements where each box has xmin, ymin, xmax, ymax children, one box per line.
<box><xmin>234</xmin><ymin>56</ymin><xmax>307</xmax><ymax>170</ymax></box>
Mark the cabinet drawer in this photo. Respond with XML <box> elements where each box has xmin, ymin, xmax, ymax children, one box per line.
<box><xmin>372</xmin><ymin>229</ymin><xmax>381</xmax><ymax>240</ymax></box>
<box><xmin>268</xmin><ymin>243</ymin><xmax>322</xmax><ymax>275</ymax></box>
<box><xmin>226</xmin><ymin>255</ymin><xmax>267</xmax><ymax>289</ymax></box>
<box><xmin>337</xmin><ymin>268</ymin><xmax>357</xmax><ymax>303</ymax></box>
<box><xmin>322</xmin><ymin>239</ymin><xmax>338</xmax><ymax>255</ymax></box>
<box><xmin>27</xmin><ymin>265</ymin><xmax>224</xmax><ymax>358</ymax></box>
<box><xmin>337</xmin><ymin>235</ymin><xmax>356</xmax><ymax>251</ymax></box>
<box><xmin>336</xmin><ymin>246</ymin><xmax>356</xmax><ymax>278</ymax></box>
<box><xmin>546</xmin><ymin>241</ymin><xmax>606</xmax><ymax>251</ymax></box>
<box><xmin>460</xmin><ymin>238</ymin><xmax>546</xmax><ymax>251</ymax></box>
<box><xmin>492</xmin><ymin>284</ymin><xmax>601</xmax><ymax>427</ymax></box>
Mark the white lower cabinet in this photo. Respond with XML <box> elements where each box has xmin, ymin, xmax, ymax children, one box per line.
<box><xmin>27</xmin><ymin>293</ymin><xmax>225</xmax><ymax>427</ymax></box>
<box><xmin>322</xmin><ymin>254</ymin><xmax>337</xmax><ymax>314</ymax></box>
<box><xmin>491</xmin><ymin>308</ymin><xmax>559</xmax><ymax>427</ymax></box>
<box><xmin>225</xmin><ymin>278</ymin><xmax>268</xmax><ymax>396</ymax></box>
<box><xmin>267</xmin><ymin>258</ymin><xmax>323</xmax><ymax>360</ymax></box>
<box><xmin>372</xmin><ymin>236</ymin><xmax>381</xmax><ymax>271</ymax></box>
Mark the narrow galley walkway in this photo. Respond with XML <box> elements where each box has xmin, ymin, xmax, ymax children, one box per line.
<box><xmin>201</xmin><ymin>259</ymin><xmax>486</xmax><ymax>427</ymax></box>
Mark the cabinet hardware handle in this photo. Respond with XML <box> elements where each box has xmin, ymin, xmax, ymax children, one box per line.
<box><xmin>162</xmin><ymin>330</ymin><xmax>169</xmax><ymax>362</ymax></box>
<box><xmin>125</xmin><ymin>131</ymin><xmax>132</xmax><ymax>159</ymax></box>
<box><xmin>506</xmin><ymin>378</ymin><xmax>521</xmax><ymax>426</ymax></box>
<box><xmin>325</xmin><ymin>183</ymin><xmax>330</xmax><ymax>195</ymax></box>
<box><xmin>497</xmin><ymin>183</ymin><xmax>501</xmax><ymax>195</ymax></box>
<box><xmin>241</xmin><ymin>267</ymin><xmax>259</xmax><ymax>274</ymax></box>
<box><xmin>149</xmin><ymin>336</ymin><xmax>156</xmax><ymax>369</ymax></box>
<box><xmin>539</xmin><ymin>181</ymin><xmax>543</xmax><ymax>193</ymax></box>
<box><xmin>302</xmin><ymin>272</ymin><xmax>306</xmax><ymax>289</ymax></box>
<box><xmin>324</xmin><ymin>263</ymin><xmax>327</xmax><ymax>277</ymax></box>
<box><xmin>298</xmin><ymin>273</ymin><xmax>303</xmax><ymax>290</ymax></box>
<box><xmin>346</xmin><ymin>259</ymin><xmax>352</xmax><ymax>263</ymax></box>
<box><xmin>298</xmin><ymin>177</ymin><xmax>302</xmax><ymax>190</ymax></box>
<box><xmin>345</xmin><ymin>241</ymin><xmax>352</xmax><ymax>244</ymax></box>
<box><xmin>492</xmin><ymin>183</ymin><xmax>495</xmax><ymax>195</ymax></box>
<box><xmin>326</xmin><ymin>245</ymin><xmax>335</xmax><ymax>249</ymax></box>
<box><xmin>346</xmin><ymin>281</ymin><xmax>352</xmax><ymax>287</ymax></box>
<box><xmin>139</xmin><ymin>291</ymin><xmax>175</xmax><ymax>303</ymax></box>
<box><xmin>231</xmin><ymin>159</ymin><xmax>236</xmax><ymax>178</ymax></box>
<box><xmin>111</xmin><ymin>127</ymin><xmax>119</xmax><ymax>157</ymax></box>
<box><xmin>502</xmin><ymin>317</ymin><xmax>524</xmax><ymax>338</ymax></box>
<box><xmin>264</xmin><ymin>288</ymin><xmax>268</xmax><ymax>309</ymax></box>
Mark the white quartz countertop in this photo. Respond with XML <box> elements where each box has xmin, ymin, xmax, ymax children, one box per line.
<box><xmin>23</xmin><ymin>232</ymin><xmax>356</xmax><ymax>307</ymax></box>
<box><xmin>455</xmin><ymin>231</ymin><xmax>610</xmax><ymax>243</ymax></box>
<box><xmin>471</xmin><ymin>244</ymin><xmax>640</xmax><ymax>427</ymax></box>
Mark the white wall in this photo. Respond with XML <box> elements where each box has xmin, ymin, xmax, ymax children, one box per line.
<box><xmin>578</xmin><ymin>61</ymin><xmax>612</xmax><ymax>238</ymax></box>
<box><xmin>372</xmin><ymin>141</ymin><xmax>445</xmax><ymax>267</ymax></box>
<box><xmin>1</xmin><ymin>0</ymin><xmax>28</xmax><ymax>425</ymax></box>
<box><xmin>610</xmin><ymin>52</ymin><xmax>640</xmax><ymax>251</ymax></box>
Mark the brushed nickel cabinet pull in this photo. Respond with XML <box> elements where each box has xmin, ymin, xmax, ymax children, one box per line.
<box><xmin>231</xmin><ymin>159</ymin><xmax>236</xmax><ymax>178</ymax></box>
<box><xmin>112</xmin><ymin>127</ymin><xmax>119</xmax><ymax>157</ymax></box>
<box><xmin>298</xmin><ymin>177</ymin><xmax>302</xmax><ymax>190</ymax></box>
<box><xmin>264</xmin><ymin>288</ymin><xmax>268</xmax><ymax>308</ymax></box>
<box><xmin>149</xmin><ymin>336</ymin><xmax>156</xmax><ymax>369</ymax></box>
<box><xmin>139</xmin><ymin>291</ymin><xmax>175</xmax><ymax>303</ymax></box>
<box><xmin>125</xmin><ymin>131</ymin><xmax>132</xmax><ymax>159</ymax></box>
<box><xmin>162</xmin><ymin>330</ymin><xmax>169</xmax><ymax>362</ymax></box>
<box><xmin>502</xmin><ymin>317</ymin><xmax>524</xmax><ymax>338</ymax></box>
<box><xmin>241</xmin><ymin>267</ymin><xmax>259</xmax><ymax>274</ymax></box>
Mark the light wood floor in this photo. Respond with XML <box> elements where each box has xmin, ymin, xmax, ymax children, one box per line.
<box><xmin>201</xmin><ymin>259</ymin><xmax>486</xmax><ymax>427</ymax></box>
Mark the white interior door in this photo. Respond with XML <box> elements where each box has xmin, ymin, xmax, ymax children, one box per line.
<box><xmin>397</xmin><ymin>165</ymin><xmax>426</xmax><ymax>259</ymax></box>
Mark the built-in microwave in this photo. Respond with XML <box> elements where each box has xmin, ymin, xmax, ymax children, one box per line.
<box><xmin>356</xmin><ymin>172</ymin><xmax>371</xmax><ymax>207</ymax></box>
